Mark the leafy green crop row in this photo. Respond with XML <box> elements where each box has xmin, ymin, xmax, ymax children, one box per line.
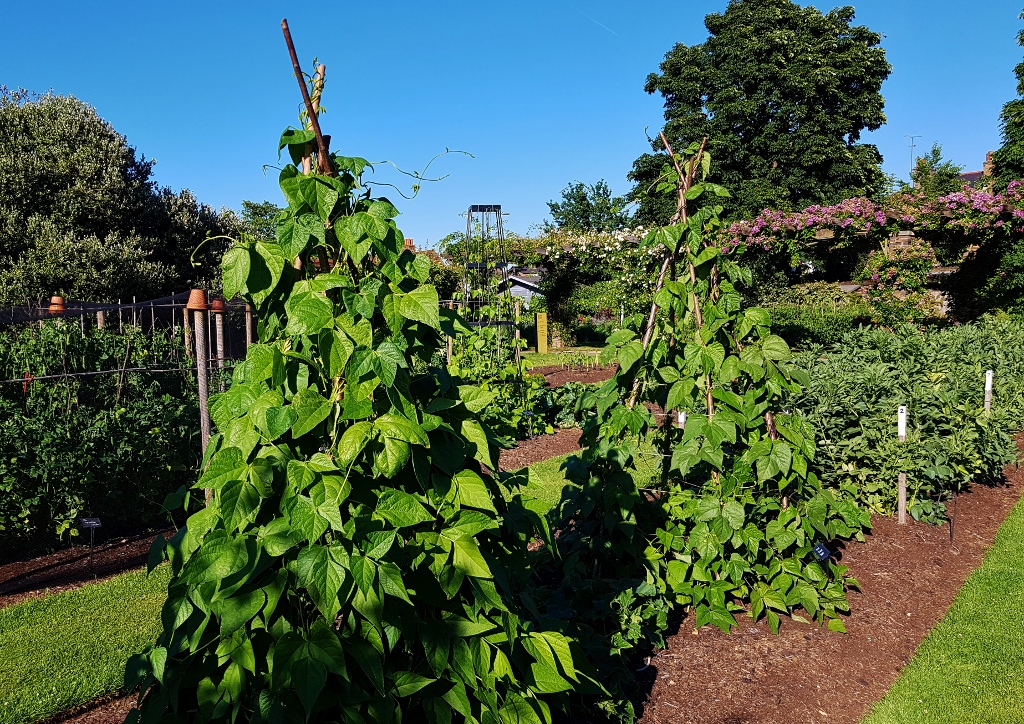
<box><xmin>0</xmin><ymin>322</ymin><xmax>199</xmax><ymax>550</ymax></box>
<box><xmin>790</xmin><ymin>318</ymin><xmax>1024</xmax><ymax>522</ymax></box>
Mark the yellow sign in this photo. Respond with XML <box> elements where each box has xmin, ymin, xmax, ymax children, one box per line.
<box><xmin>536</xmin><ymin>312</ymin><xmax>548</xmax><ymax>355</ymax></box>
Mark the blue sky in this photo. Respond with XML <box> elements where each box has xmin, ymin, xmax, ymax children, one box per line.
<box><xmin>2</xmin><ymin>1</ymin><xmax>1021</xmax><ymax>246</ymax></box>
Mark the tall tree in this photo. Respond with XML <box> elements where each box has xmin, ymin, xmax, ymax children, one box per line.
<box><xmin>908</xmin><ymin>143</ymin><xmax>965</xmax><ymax>197</ymax></box>
<box><xmin>630</xmin><ymin>0</ymin><xmax>891</xmax><ymax>222</ymax></box>
<box><xmin>544</xmin><ymin>179</ymin><xmax>632</xmax><ymax>232</ymax></box>
<box><xmin>238</xmin><ymin>199</ymin><xmax>283</xmax><ymax>240</ymax></box>
<box><xmin>993</xmin><ymin>10</ymin><xmax>1024</xmax><ymax>186</ymax></box>
<box><xmin>0</xmin><ymin>87</ymin><xmax>229</xmax><ymax>306</ymax></box>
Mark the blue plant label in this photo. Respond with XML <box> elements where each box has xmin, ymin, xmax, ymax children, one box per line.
<box><xmin>80</xmin><ymin>517</ymin><xmax>102</xmax><ymax>528</ymax></box>
<box><xmin>812</xmin><ymin>542</ymin><xmax>830</xmax><ymax>561</ymax></box>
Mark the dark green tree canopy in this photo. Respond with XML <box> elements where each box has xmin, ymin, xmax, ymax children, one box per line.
<box><xmin>0</xmin><ymin>87</ymin><xmax>230</xmax><ymax>305</ymax></box>
<box><xmin>238</xmin><ymin>199</ymin><xmax>283</xmax><ymax>241</ymax></box>
<box><xmin>630</xmin><ymin>0</ymin><xmax>891</xmax><ymax>223</ymax></box>
<box><xmin>993</xmin><ymin>10</ymin><xmax>1024</xmax><ymax>186</ymax></box>
<box><xmin>544</xmin><ymin>179</ymin><xmax>632</xmax><ymax>232</ymax></box>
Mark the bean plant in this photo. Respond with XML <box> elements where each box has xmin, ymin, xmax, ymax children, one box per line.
<box><xmin>533</xmin><ymin>140</ymin><xmax>870</xmax><ymax>719</ymax></box>
<box><xmin>446</xmin><ymin>300</ymin><xmax>541</xmax><ymax>440</ymax></box>
<box><xmin>129</xmin><ymin>70</ymin><xmax>584</xmax><ymax>723</ymax></box>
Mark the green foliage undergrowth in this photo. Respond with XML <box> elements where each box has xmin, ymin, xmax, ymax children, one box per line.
<box><xmin>0</xmin><ymin>322</ymin><xmax>198</xmax><ymax>550</ymax></box>
<box><xmin>791</xmin><ymin>320</ymin><xmax>1024</xmax><ymax>522</ymax></box>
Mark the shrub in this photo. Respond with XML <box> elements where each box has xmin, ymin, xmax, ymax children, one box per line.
<box><xmin>769</xmin><ymin>305</ymin><xmax>872</xmax><ymax>347</ymax></box>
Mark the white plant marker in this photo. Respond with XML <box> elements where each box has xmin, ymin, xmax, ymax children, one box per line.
<box><xmin>898</xmin><ymin>405</ymin><xmax>907</xmax><ymax>525</ymax></box>
<box><xmin>985</xmin><ymin>370</ymin><xmax>994</xmax><ymax>412</ymax></box>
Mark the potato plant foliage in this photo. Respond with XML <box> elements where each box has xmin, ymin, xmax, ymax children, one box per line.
<box><xmin>128</xmin><ymin>99</ymin><xmax>587</xmax><ymax>722</ymax></box>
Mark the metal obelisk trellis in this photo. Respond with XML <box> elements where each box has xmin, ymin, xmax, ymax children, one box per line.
<box><xmin>459</xmin><ymin>204</ymin><xmax>529</xmax><ymax>434</ymax></box>
<box><xmin>462</xmin><ymin>205</ymin><xmax>511</xmax><ymax>313</ymax></box>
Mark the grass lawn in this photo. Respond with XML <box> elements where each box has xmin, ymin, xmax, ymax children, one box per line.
<box><xmin>523</xmin><ymin>347</ymin><xmax>603</xmax><ymax>369</ymax></box>
<box><xmin>861</xmin><ymin>494</ymin><xmax>1024</xmax><ymax>724</ymax></box>
<box><xmin>516</xmin><ymin>437</ymin><xmax>664</xmax><ymax>510</ymax></box>
<box><xmin>0</xmin><ymin>565</ymin><xmax>170</xmax><ymax>724</ymax></box>
<box><xmin>519</xmin><ymin>452</ymin><xmax>577</xmax><ymax>508</ymax></box>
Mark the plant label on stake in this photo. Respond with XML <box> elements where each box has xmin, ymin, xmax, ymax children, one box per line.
<box><xmin>985</xmin><ymin>369</ymin><xmax>994</xmax><ymax>412</ymax></box>
<box><xmin>80</xmin><ymin>518</ymin><xmax>101</xmax><ymax>577</ymax></box>
<box><xmin>898</xmin><ymin>405</ymin><xmax>907</xmax><ymax>525</ymax></box>
<box><xmin>812</xmin><ymin>542</ymin><xmax>832</xmax><ymax>580</ymax></box>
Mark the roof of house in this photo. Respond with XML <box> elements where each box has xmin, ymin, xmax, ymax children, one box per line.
<box><xmin>500</xmin><ymin>274</ymin><xmax>543</xmax><ymax>292</ymax></box>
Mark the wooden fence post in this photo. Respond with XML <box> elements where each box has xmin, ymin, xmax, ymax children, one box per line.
<box><xmin>183</xmin><ymin>304</ymin><xmax>193</xmax><ymax>358</ymax></box>
<box><xmin>245</xmin><ymin>304</ymin><xmax>254</xmax><ymax>350</ymax></box>
<box><xmin>96</xmin><ymin>309</ymin><xmax>105</xmax><ymax>329</ymax></box>
<box><xmin>514</xmin><ymin>298</ymin><xmax>522</xmax><ymax>368</ymax></box>
<box><xmin>898</xmin><ymin>405</ymin><xmax>908</xmax><ymax>525</ymax></box>
<box><xmin>985</xmin><ymin>369</ymin><xmax>994</xmax><ymax>412</ymax></box>
<box><xmin>211</xmin><ymin>299</ymin><xmax>226</xmax><ymax>393</ymax></box>
<box><xmin>536</xmin><ymin>312</ymin><xmax>548</xmax><ymax>355</ymax></box>
<box><xmin>446</xmin><ymin>301</ymin><xmax>454</xmax><ymax>363</ymax></box>
<box><xmin>187</xmin><ymin>289</ymin><xmax>212</xmax><ymax>503</ymax></box>
<box><xmin>211</xmin><ymin>299</ymin><xmax>226</xmax><ymax>370</ymax></box>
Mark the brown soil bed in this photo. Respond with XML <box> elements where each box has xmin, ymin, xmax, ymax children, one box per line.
<box><xmin>499</xmin><ymin>426</ymin><xmax>582</xmax><ymax>471</ymax></box>
<box><xmin>41</xmin><ymin>694</ymin><xmax>137</xmax><ymax>724</ymax></box>
<box><xmin>0</xmin><ymin>530</ymin><xmax>169</xmax><ymax>610</ymax></box>
<box><xmin>639</xmin><ymin>454</ymin><xmax>1024</xmax><ymax>724</ymax></box>
<box><xmin>531</xmin><ymin>364</ymin><xmax>616</xmax><ymax>387</ymax></box>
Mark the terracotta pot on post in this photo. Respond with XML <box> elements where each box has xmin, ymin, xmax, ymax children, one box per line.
<box><xmin>48</xmin><ymin>296</ymin><xmax>65</xmax><ymax>315</ymax></box>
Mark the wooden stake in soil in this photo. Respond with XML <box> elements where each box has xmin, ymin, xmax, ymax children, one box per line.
<box><xmin>898</xmin><ymin>405</ymin><xmax>908</xmax><ymax>525</ymax></box>
<box><xmin>245</xmin><ymin>303</ymin><xmax>253</xmax><ymax>349</ymax></box>
<box><xmin>985</xmin><ymin>369</ymin><xmax>994</xmax><ymax>412</ymax></box>
<box><xmin>187</xmin><ymin>289</ymin><xmax>212</xmax><ymax>503</ymax></box>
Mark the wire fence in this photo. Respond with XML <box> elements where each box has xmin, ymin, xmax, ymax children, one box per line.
<box><xmin>0</xmin><ymin>292</ymin><xmax>254</xmax><ymax>370</ymax></box>
<box><xmin>0</xmin><ymin>291</ymin><xmax>253</xmax><ymax>570</ymax></box>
